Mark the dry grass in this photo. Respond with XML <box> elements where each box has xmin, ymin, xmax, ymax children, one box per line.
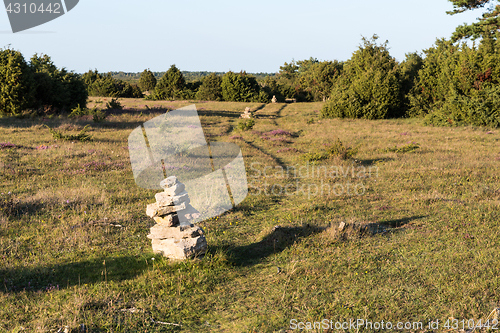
<box><xmin>1</xmin><ymin>99</ymin><xmax>500</xmax><ymax>332</ymax></box>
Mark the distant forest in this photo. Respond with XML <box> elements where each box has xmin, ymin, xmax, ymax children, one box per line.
<box><xmin>109</xmin><ymin>71</ymin><xmax>276</xmax><ymax>83</ymax></box>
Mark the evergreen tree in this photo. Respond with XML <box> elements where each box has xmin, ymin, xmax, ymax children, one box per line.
<box><xmin>195</xmin><ymin>73</ymin><xmax>222</xmax><ymax>101</ymax></box>
<box><xmin>0</xmin><ymin>48</ymin><xmax>35</xmax><ymax>116</ymax></box>
<box><xmin>448</xmin><ymin>0</ymin><xmax>500</xmax><ymax>41</ymax></box>
<box><xmin>299</xmin><ymin>60</ymin><xmax>343</xmax><ymax>102</ymax></box>
<box><xmin>221</xmin><ymin>71</ymin><xmax>260</xmax><ymax>102</ymax></box>
<box><xmin>153</xmin><ymin>65</ymin><xmax>186</xmax><ymax>100</ymax></box>
<box><xmin>321</xmin><ymin>36</ymin><xmax>403</xmax><ymax>119</ymax></box>
<box><xmin>139</xmin><ymin>69</ymin><xmax>157</xmax><ymax>92</ymax></box>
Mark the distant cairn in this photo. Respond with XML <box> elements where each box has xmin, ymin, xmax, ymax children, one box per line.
<box><xmin>145</xmin><ymin>176</ymin><xmax>207</xmax><ymax>260</ymax></box>
<box><xmin>240</xmin><ymin>107</ymin><xmax>252</xmax><ymax>119</ymax></box>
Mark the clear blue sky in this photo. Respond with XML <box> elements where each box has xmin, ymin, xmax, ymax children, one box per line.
<box><xmin>0</xmin><ymin>0</ymin><xmax>487</xmax><ymax>74</ymax></box>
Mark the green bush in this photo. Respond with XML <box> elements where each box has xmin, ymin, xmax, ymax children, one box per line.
<box><xmin>321</xmin><ymin>36</ymin><xmax>403</xmax><ymax>119</ymax></box>
<box><xmin>69</xmin><ymin>105</ymin><xmax>107</xmax><ymax>123</ymax></box>
<box><xmin>424</xmin><ymin>84</ymin><xmax>500</xmax><ymax>127</ymax></box>
<box><xmin>235</xmin><ymin>118</ymin><xmax>255</xmax><ymax>131</ymax></box>
<box><xmin>92</xmin><ymin>109</ymin><xmax>107</xmax><ymax>123</ymax></box>
<box><xmin>30</xmin><ymin>54</ymin><xmax>88</xmax><ymax>113</ymax></box>
<box><xmin>0</xmin><ymin>50</ymin><xmax>87</xmax><ymax>116</ymax></box>
<box><xmin>398</xmin><ymin>52</ymin><xmax>424</xmax><ymax>114</ymax></box>
<box><xmin>407</xmin><ymin>36</ymin><xmax>500</xmax><ymax>127</ymax></box>
<box><xmin>261</xmin><ymin>76</ymin><xmax>295</xmax><ymax>102</ymax></box>
<box><xmin>152</xmin><ymin>65</ymin><xmax>187</xmax><ymax>100</ymax></box>
<box><xmin>106</xmin><ymin>98</ymin><xmax>122</xmax><ymax>110</ymax></box>
<box><xmin>139</xmin><ymin>69</ymin><xmax>157</xmax><ymax>92</ymax></box>
<box><xmin>46</xmin><ymin>124</ymin><xmax>92</xmax><ymax>142</ymax></box>
<box><xmin>254</xmin><ymin>90</ymin><xmax>271</xmax><ymax>103</ymax></box>
<box><xmin>299</xmin><ymin>60</ymin><xmax>343</xmax><ymax>102</ymax></box>
<box><xmin>221</xmin><ymin>71</ymin><xmax>260</xmax><ymax>102</ymax></box>
<box><xmin>68</xmin><ymin>104</ymin><xmax>87</xmax><ymax>117</ymax></box>
<box><xmin>0</xmin><ymin>48</ymin><xmax>35</xmax><ymax>116</ymax></box>
<box><xmin>327</xmin><ymin>138</ymin><xmax>359</xmax><ymax>159</ymax></box>
<box><xmin>303</xmin><ymin>138</ymin><xmax>358</xmax><ymax>162</ymax></box>
<box><xmin>195</xmin><ymin>73</ymin><xmax>223</xmax><ymax>101</ymax></box>
<box><xmin>83</xmin><ymin>70</ymin><xmax>142</xmax><ymax>98</ymax></box>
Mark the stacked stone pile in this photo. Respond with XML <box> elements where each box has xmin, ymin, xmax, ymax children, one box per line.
<box><xmin>146</xmin><ymin>176</ymin><xmax>207</xmax><ymax>259</ymax></box>
<box><xmin>240</xmin><ymin>107</ymin><xmax>252</xmax><ymax>118</ymax></box>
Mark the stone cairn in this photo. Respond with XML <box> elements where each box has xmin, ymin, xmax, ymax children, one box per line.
<box><xmin>240</xmin><ymin>107</ymin><xmax>252</xmax><ymax>119</ymax></box>
<box><xmin>146</xmin><ymin>176</ymin><xmax>207</xmax><ymax>260</ymax></box>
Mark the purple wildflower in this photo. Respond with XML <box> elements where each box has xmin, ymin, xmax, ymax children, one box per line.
<box><xmin>263</xmin><ymin>129</ymin><xmax>292</xmax><ymax>137</ymax></box>
<box><xmin>0</xmin><ymin>142</ymin><xmax>16</xmax><ymax>149</ymax></box>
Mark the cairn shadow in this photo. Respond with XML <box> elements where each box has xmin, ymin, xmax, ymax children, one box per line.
<box><xmin>212</xmin><ymin>225</ymin><xmax>324</xmax><ymax>267</ymax></box>
<box><xmin>1</xmin><ymin>255</ymin><xmax>149</xmax><ymax>294</ymax></box>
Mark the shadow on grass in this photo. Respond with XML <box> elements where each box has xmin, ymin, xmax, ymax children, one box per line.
<box><xmin>378</xmin><ymin>215</ymin><xmax>427</xmax><ymax>228</ymax></box>
<box><xmin>1</xmin><ymin>255</ymin><xmax>149</xmax><ymax>293</ymax></box>
<box><xmin>214</xmin><ymin>224</ymin><xmax>324</xmax><ymax>267</ymax></box>
<box><xmin>358</xmin><ymin>157</ymin><xmax>394</xmax><ymax>166</ymax></box>
<box><xmin>197</xmin><ymin>109</ymin><xmax>241</xmax><ymax>118</ymax></box>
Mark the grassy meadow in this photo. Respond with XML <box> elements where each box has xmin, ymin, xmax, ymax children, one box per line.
<box><xmin>1</xmin><ymin>98</ymin><xmax>500</xmax><ymax>332</ymax></box>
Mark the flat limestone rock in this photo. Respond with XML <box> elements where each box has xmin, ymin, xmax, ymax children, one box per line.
<box><xmin>160</xmin><ymin>176</ymin><xmax>178</xmax><ymax>189</ymax></box>
<box><xmin>147</xmin><ymin>224</ymin><xmax>204</xmax><ymax>240</ymax></box>
<box><xmin>151</xmin><ymin>235</ymin><xmax>207</xmax><ymax>259</ymax></box>
<box><xmin>163</xmin><ymin>183</ymin><xmax>186</xmax><ymax>196</ymax></box>
<box><xmin>146</xmin><ymin>201</ymin><xmax>187</xmax><ymax>218</ymax></box>
<box><xmin>176</xmin><ymin>204</ymin><xmax>201</xmax><ymax>220</ymax></box>
<box><xmin>155</xmin><ymin>191</ymin><xmax>190</xmax><ymax>207</ymax></box>
<box><xmin>153</xmin><ymin>214</ymin><xmax>179</xmax><ymax>227</ymax></box>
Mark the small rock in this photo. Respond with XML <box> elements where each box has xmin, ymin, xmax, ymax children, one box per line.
<box><xmin>151</xmin><ymin>235</ymin><xmax>207</xmax><ymax>259</ymax></box>
<box><xmin>153</xmin><ymin>214</ymin><xmax>179</xmax><ymax>227</ymax></box>
<box><xmin>163</xmin><ymin>182</ymin><xmax>186</xmax><ymax>196</ymax></box>
<box><xmin>146</xmin><ymin>201</ymin><xmax>187</xmax><ymax>218</ymax></box>
<box><xmin>147</xmin><ymin>224</ymin><xmax>204</xmax><ymax>240</ymax></box>
<box><xmin>338</xmin><ymin>222</ymin><xmax>346</xmax><ymax>232</ymax></box>
<box><xmin>160</xmin><ymin>176</ymin><xmax>178</xmax><ymax>189</ymax></box>
<box><xmin>155</xmin><ymin>191</ymin><xmax>190</xmax><ymax>207</ymax></box>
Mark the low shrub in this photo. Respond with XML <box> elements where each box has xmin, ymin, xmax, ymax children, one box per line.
<box><xmin>69</xmin><ymin>105</ymin><xmax>107</xmax><ymax>123</ymax></box>
<box><xmin>303</xmin><ymin>138</ymin><xmax>358</xmax><ymax>162</ymax></box>
<box><xmin>106</xmin><ymin>98</ymin><xmax>122</xmax><ymax>110</ymax></box>
<box><xmin>423</xmin><ymin>85</ymin><xmax>500</xmax><ymax>128</ymax></box>
<box><xmin>46</xmin><ymin>124</ymin><xmax>92</xmax><ymax>142</ymax></box>
<box><xmin>235</xmin><ymin>118</ymin><xmax>255</xmax><ymax>131</ymax></box>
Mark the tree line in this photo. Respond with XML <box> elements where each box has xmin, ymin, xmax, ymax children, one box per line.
<box><xmin>1</xmin><ymin>0</ymin><xmax>499</xmax><ymax>126</ymax></box>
